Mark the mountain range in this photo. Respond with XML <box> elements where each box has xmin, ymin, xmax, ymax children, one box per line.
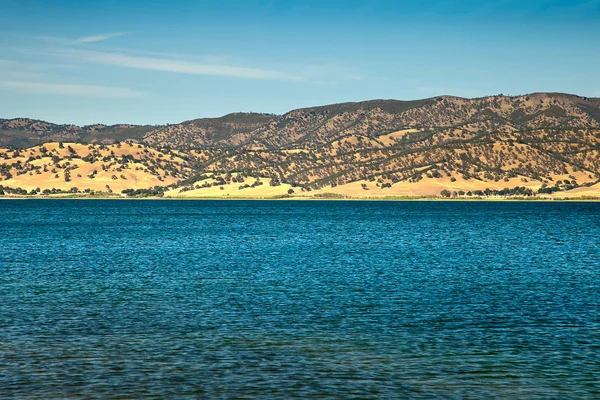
<box><xmin>1</xmin><ymin>92</ymin><xmax>600</xmax><ymax>198</ymax></box>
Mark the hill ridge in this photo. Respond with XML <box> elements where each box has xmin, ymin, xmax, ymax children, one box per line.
<box><xmin>2</xmin><ymin>92</ymin><xmax>600</xmax><ymax>198</ymax></box>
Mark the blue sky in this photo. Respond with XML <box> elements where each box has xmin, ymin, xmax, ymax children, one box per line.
<box><xmin>1</xmin><ymin>0</ymin><xmax>599</xmax><ymax>125</ymax></box>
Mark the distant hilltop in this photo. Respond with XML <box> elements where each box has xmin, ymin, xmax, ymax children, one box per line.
<box><xmin>1</xmin><ymin>93</ymin><xmax>600</xmax><ymax>198</ymax></box>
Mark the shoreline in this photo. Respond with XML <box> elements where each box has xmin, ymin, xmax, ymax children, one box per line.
<box><xmin>2</xmin><ymin>195</ymin><xmax>600</xmax><ymax>202</ymax></box>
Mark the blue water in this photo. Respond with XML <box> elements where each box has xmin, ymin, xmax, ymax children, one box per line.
<box><xmin>1</xmin><ymin>200</ymin><xmax>599</xmax><ymax>399</ymax></box>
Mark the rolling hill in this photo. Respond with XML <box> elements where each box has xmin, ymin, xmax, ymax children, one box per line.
<box><xmin>1</xmin><ymin>93</ymin><xmax>600</xmax><ymax>198</ymax></box>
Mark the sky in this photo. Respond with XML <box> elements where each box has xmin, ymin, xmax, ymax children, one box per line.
<box><xmin>1</xmin><ymin>0</ymin><xmax>599</xmax><ymax>125</ymax></box>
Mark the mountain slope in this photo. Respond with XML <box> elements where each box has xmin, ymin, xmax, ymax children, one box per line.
<box><xmin>178</xmin><ymin>93</ymin><xmax>600</xmax><ymax>192</ymax></box>
<box><xmin>0</xmin><ymin>118</ymin><xmax>156</xmax><ymax>148</ymax></box>
<box><xmin>1</xmin><ymin>93</ymin><xmax>600</xmax><ymax>198</ymax></box>
<box><xmin>143</xmin><ymin>112</ymin><xmax>278</xmax><ymax>148</ymax></box>
<box><xmin>0</xmin><ymin>142</ymin><xmax>192</xmax><ymax>194</ymax></box>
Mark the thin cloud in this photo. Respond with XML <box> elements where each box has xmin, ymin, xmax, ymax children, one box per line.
<box><xmin>0</xmin><ymin>59</ymin><xmax>51</xmax><ymax>80</ymax></box>
<box><xmin>53</xmin><ymin>49</ymin><xmax>302</xmax><ymax>81</ymax></box>
<box><xmin>0</xmin><ymin>80</ymin><xmax>142</xmax><ymax>98</ymax></box>
<box><xmin>72</xmin><ymin>32</ymin><xmax>130</xmax><ymax>44</ymax></box>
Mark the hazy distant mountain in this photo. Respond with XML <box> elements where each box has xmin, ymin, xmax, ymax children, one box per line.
<box><xmin>0</xmin><ymin>118</ymin><xmax>155</xmax><ymax>148</ymax></box>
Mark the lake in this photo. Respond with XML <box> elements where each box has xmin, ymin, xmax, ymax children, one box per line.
<box><xmin>1</xmin><ymin>200</ymin><xmax>599</xmax><ymax>398</ymax></box>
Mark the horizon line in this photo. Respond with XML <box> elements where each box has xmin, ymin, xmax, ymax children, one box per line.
<box><xmin>0</xmin><ymin>91</ymin><xmax>596</xmax><ymax>126</ymax></box>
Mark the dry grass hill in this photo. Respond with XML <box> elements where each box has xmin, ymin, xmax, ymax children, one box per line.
<box><xmin>1</xmin><ymin>93</ymin><xmax>600</xmax><ymax>198</ymax></box>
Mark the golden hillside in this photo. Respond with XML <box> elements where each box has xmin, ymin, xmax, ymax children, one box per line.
<box><xmin>0</xmin><ymin>142</ymin><xmax>192</xmax><ymax>195</ymax></box>
<box><xmin>1</xmin><ymin>93</ymin><xmax>600</xmax><ymax>198</ymax></box>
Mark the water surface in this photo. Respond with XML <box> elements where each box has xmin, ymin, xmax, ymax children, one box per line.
<box><xmin>1</xmin><ymin>200</ymin><xmax>599</xmax><ymax>398</ymax></box>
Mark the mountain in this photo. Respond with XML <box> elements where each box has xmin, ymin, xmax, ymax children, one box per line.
<box><xmin>1</xmin><ymin>93</ymin><xmax>600</xmax><ymax>198</ymax></box>
<box><xmin>143</xmin><ymin>112</ymin><xmax>278</xmax><ymax>147</ymax></box>
<box><xmin>0</xmin><ymin>118</ymin><xmax>156</xmax><ymax>148</ymax></box>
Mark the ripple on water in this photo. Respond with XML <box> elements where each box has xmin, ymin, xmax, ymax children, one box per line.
<box><xmin>1</xmin><ymin>200</ymin><xmax>599</xmax><ymax>398</ymax></box>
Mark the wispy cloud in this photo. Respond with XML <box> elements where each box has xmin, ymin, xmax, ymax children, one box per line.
<box><xmin>0</xmin><ymin>59</ymin><xmax>49</xmax><ymax>80</ymax></box>
<box><xmin>51</xmin><ymin>49</ymin><xmax>302</xmax><ymax>81</ymax></box>
<box><xmin>38</xmin><ymin>32</ymin><xmax>130</xmax><ymax>45</ymax></box>
<box><xmin>72</xmin><ymin>32</ymin><xmax>130</xmax><ymax>44</ymax></box>
<box><xmin>0</xmin><ymin>80</ymin><xmax>142</xmax><ymax>98</ymax></box>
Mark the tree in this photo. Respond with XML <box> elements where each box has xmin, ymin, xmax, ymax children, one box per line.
<box><xmin>287</xmin><ymin>188</ymin><xmax>295</xmax><ymax>194</ymax></box>
<box><xmin>440</xmin><ymin>189</ymin><xmax>451</xmax><ymax>198</ymax></box>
